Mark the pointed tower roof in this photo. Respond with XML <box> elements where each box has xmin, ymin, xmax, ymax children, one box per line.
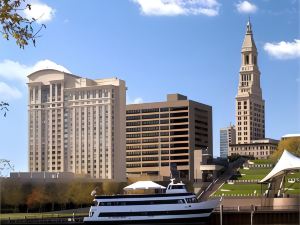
<box><xmin>242</xmin><ymin>18</ymin><xmax>257</xmax><ymax>52</ymax></box>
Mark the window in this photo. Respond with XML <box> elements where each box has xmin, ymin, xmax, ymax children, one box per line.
<box><xmin>245</xmin><ymin>55</ymin><xmax>249</xmax><ymax>65</ymax></box>
<box><xmin>142</xmin><ymin>114</ymin><xmax>159</xmax><ymax>119</ymax></box>
<box><xmin>142</xmin><ymin>108</ymin><xmax>159</xmax><ymax>113</ymax></box>
<box><xmin>160</xmin><ymin>107</ymin><xmax>169</xmax><ymax>112</ymax></box>
<box><xmin>127</xmin><ymin>109</ymin><xmax>140</xmax><ymax>114</ymax></box>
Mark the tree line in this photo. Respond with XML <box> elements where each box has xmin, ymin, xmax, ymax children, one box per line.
<box><xmin>271</xmin><ymin>137</ymin><xmax>300</xmax><ymax>161</ymax></box>
<box><xmin>0</xmin><ymin>179</ymin><xmax>126</xmax><ymax>213</ymax></box>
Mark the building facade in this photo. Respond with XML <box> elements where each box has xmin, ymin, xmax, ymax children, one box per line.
<box><xmin>28</xmin><ymin>69</ymin><xmax>126</xmax><ymax>181</ymax></box>
<box><xmin>125</xmin><ymin>94</ymin><xmax>212</xmax><ymax>180</ymax></box>
<box><xmin>228</xmin><ymin>20</ymin><xmax>278</xmax><ymax>159</ymax></box>
<box><xmin>229</xmin><ymin>139</ymin><xmax>278</xmax><ymax>159</ymax></box>
<box><xmin>220</xmin><ymin>125</ymin><xmax>236</xmax><ymax>158</ymax></box>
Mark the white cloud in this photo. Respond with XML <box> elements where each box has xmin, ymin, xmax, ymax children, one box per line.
<box><xmin>236</xmin><ymin>1</ymin><xmax>257</xmax><ymax>14</ymax></box>
<box><xmin>127</xmin><ymin>96</ymin><xmax>144</xmax><ymax>104</ymax></box>
<box><xmin>0</xmin><ymin>59</ymin><xmax>70</xmax><ymax>99</ymax></box>
<box><xmin>264</xmin><ymin>39</ymin><xmax>300</xmax><ymax>59</ymax></box>
<box><xmin>0</xmin><ymin>60</ymin><xmax>29</xmax><ymax>83</ymax></box>
<box><xmin>131</xmin><ymin>0</ymin><xmax>220</xmax><ymax>16</ymax></box>
<box><xmin>132</xmin><ymin>97</ymin><xmax>144</xmax><ymax>104</ymax></box>
<box><xmin>0</xmin><ymin>82</ymin><xmax>22</xmax><ymax>100</ymax></box>
<box><xmin>0</xmin><ymin>59</ymin><xmax>70</xmax><ymax>85</ymax></box>
<box><xmin>24</xmin><ymin>0</ymin><xmax>55</xmax><ymax>23</ymax></box>
<box><xmin>32</xmin><ymin>59</ymin><xmax>71</xmax><ymax>74</ymax></box>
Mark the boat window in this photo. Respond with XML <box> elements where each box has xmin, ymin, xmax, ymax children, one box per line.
<box><xmin>93</xmin><ymin>201</ymin><xmax>98</xmax><ymax>206</ymax></box>
<box><xmin>177</xmin><ymin>199</ymin><xmax>184</xmax><ymax>204</ymax></box>
<box><xmin>186</xmin><ymin>197</ymin><xmax>198</xmax><ymax>203</ymax></box>
<box><xmin>97</xmin><ymin>199</ymin><xmax>186</xmax><ymax>206</ymax></box>
<box><xmin>171</xmin><ymin>185</ymin><xmax>185</xmax><ymax>189</ymax></box>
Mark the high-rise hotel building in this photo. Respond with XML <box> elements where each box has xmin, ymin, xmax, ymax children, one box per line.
<box><xmin>125</xmin><ymin>94</ymin><xmax>212</xmax><ymax>180</ymax></box>
<box><xmin>228</xmin><ymin>21</ymin><xmax>278</xmax><ymax>159</ymax></box>
<box><xmin>28</xmin><ymin>69</ymin><xmax>126</xmax><ymax>181</ymax></box>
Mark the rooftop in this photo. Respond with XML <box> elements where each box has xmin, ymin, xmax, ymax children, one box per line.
<box><xmin>282</xmin><ymin>134</ymin><xmax>300</xmax><ymax>139</ymax></box>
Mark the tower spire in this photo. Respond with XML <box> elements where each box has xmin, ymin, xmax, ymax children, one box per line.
<box><xmin>246</xmin><ymin>16</ymin><xmax>252</xmax><ymax>34</ymax></box>
<box><xmin>242</xmin><ymin>18</ymin><xmax>256</xmax><ymax>52</ymax></box>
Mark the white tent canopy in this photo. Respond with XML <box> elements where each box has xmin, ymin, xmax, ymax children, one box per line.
<box><xmin>260</xmin><ymin>150</ymin><xmax>300</xmax><ymax>183</ymax></box>
<box><xmin>123</xmin><ymin>181</ymin><xmax>166</xmax><ymax>191</ymax></box>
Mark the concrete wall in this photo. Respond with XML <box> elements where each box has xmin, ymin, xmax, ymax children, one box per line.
<box><xmin>219</xmin><ymin>197</ymin><xmax>300</xmax><ymax>208</ymax></box>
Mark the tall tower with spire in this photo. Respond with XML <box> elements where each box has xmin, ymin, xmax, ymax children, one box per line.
<box><xmin>235</xmin><ymin>20</ymin><xmax>265</xmax><ymax>144</ymax></box>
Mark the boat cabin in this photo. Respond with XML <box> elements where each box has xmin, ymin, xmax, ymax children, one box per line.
<box><xmin>166</xmin><ymin>179</ymin><xmax>188</xmax><ymax>194</ymax></box>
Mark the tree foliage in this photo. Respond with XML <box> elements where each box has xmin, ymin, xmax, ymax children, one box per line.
<box><xmin>26</xmin><ymin>186</ymin><xmax>48</xmax><ymax>211</ymax></box>
<box><xmin>0</xmin><ymin>0</ymin><xmax>45</xmax><ymax>48</ymax></box>
<box><xmin>271</xmin><ymin>137</ymin><xmax>300</xmax><ymax>161</ymax></box>
<box><xmin>0</xmin><ymin>179</ymin><xmax>126</xmax><ymax>213</ymax></box>
<box><xmin>0</xmin><ymin>159</ymin><xmax>14</xmax><ymax>176</ymax></box>
<box><xmin>0</xmin><ymin>101</ymin><xmax>9</xmax><ymax>117</ymax></box>
<box><xmin>68</xmin><ymin>181</ymin><xmax>94</xmax><ymax>206</ymax></box>
<box><xmin>102</xmin><ymin>182</ymin><xmax>123</xmax><ymax>195</ymax></box>
<box><xmin>1</xmin><ymin>179</ymin><xmax>22</xmax><ymax>212</ymax></box>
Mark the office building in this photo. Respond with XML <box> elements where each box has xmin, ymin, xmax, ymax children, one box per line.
<box><xmin>220</xmin><ymin>125</ymin><xmax>236</xmax><ymax>158</ymax></box>
<box><xmin>28</xmin><ymin>69</ymin><xmax>126</xmax><ymax>181</ymax></box>
<box><xmin>126</xmin><ymin>93</ymin><xmax>212</xmax><ymax>180</ymax></box>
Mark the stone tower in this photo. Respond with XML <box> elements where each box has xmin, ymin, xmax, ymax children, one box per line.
<box><xmin>236</xmin><ymin>20</ymin><xmax>265</xmax><ymax>144</ymax></box>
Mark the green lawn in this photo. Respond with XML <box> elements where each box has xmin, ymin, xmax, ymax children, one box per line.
<box><xmin>211</xmin><ymin>160</ymin><xmax>300</xmax><ymax>198</ymax></box>
<box><xmin>212</xmin><ymin>183</ymin><xmax>267</xmax><ymax>197</ymax></box>
<box><xmin>285</xmin><ymin>188</ymin><xmax>300</xmax><ymax>195</ymax></box>
<box><xmin>0</xmin><ymin>212</ymin><xmax>88</xmax><ymax>220</ymax></box>
<box><xmin>250</xmin><ymin>159</ymin><xmax>275</xmax><ymax>165</ymax></box>
<box><xmin>286</xmin><ymin>172</ymin><xmax>300</xmax><ymax>179</ymax></box>
<box><xmin>284</xmin><ymin>181</ymin><xmax>300</xmax><ymax>195</ymax></box>
<box><xmin>237</xmin><ymin>168</ymin><xmax>272</xmax><ymax>180</ymax></box>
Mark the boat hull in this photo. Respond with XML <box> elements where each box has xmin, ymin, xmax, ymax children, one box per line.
<box><xmin>84</xmin><ymin>216</ymin><xmax>209</xmax><ymax>224</ymax></box>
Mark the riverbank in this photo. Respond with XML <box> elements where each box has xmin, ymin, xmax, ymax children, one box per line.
<box><xmin>1</xmin><ymin>209</ymin><xmax>299</xmax><ymax>225</ymax></box>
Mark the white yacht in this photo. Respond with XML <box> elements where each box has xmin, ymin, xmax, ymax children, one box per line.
<box><xmin>84</xmin><ymin>179</ymin><xmax>219</xmax><ymax>224</ymax></box>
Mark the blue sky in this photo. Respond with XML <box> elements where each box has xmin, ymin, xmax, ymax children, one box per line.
<box><xmin>0</xmin><ymin>0</ymin><xmax>299</xmax><ymax>173</ymax></box>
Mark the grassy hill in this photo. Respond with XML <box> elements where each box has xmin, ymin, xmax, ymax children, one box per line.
<box><xmin>211</xmin><ymin>159</ymin><xmax>300</xmax><ymax>197</ymax></box>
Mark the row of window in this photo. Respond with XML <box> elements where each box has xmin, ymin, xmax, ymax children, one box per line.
<box><xmin>127</xmin><ymin>161</ymin><xmax>189</xmax><ymax>168</ymax></box>
<box><xmin>95</xmin><ymin>198</ymin><xmax>197</xmax><ymax>207</ymax></box>
<box><xmin>126</xmin><ymin>107</ymin><xmax>189</xmax><ymax>115</ymax></box>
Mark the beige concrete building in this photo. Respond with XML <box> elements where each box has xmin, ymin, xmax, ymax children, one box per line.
<box><xmin>28</xmin><ymin>69</ymin><xmax>126</xmax><ymax>181</ymax></box>
<box><xmin>228</xmin><ymin>20</ymin><xmax>278</xmax><ymax>159</ymax></box>
<box><xmin>125</xmin><ymin>94</ymin><xmax>212</xmax><ymax>180</ymax></box>
<box><xmin>229</xmin><ymin>139</ymin><xmax>278</xmax><ymax>159</ymax></box>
